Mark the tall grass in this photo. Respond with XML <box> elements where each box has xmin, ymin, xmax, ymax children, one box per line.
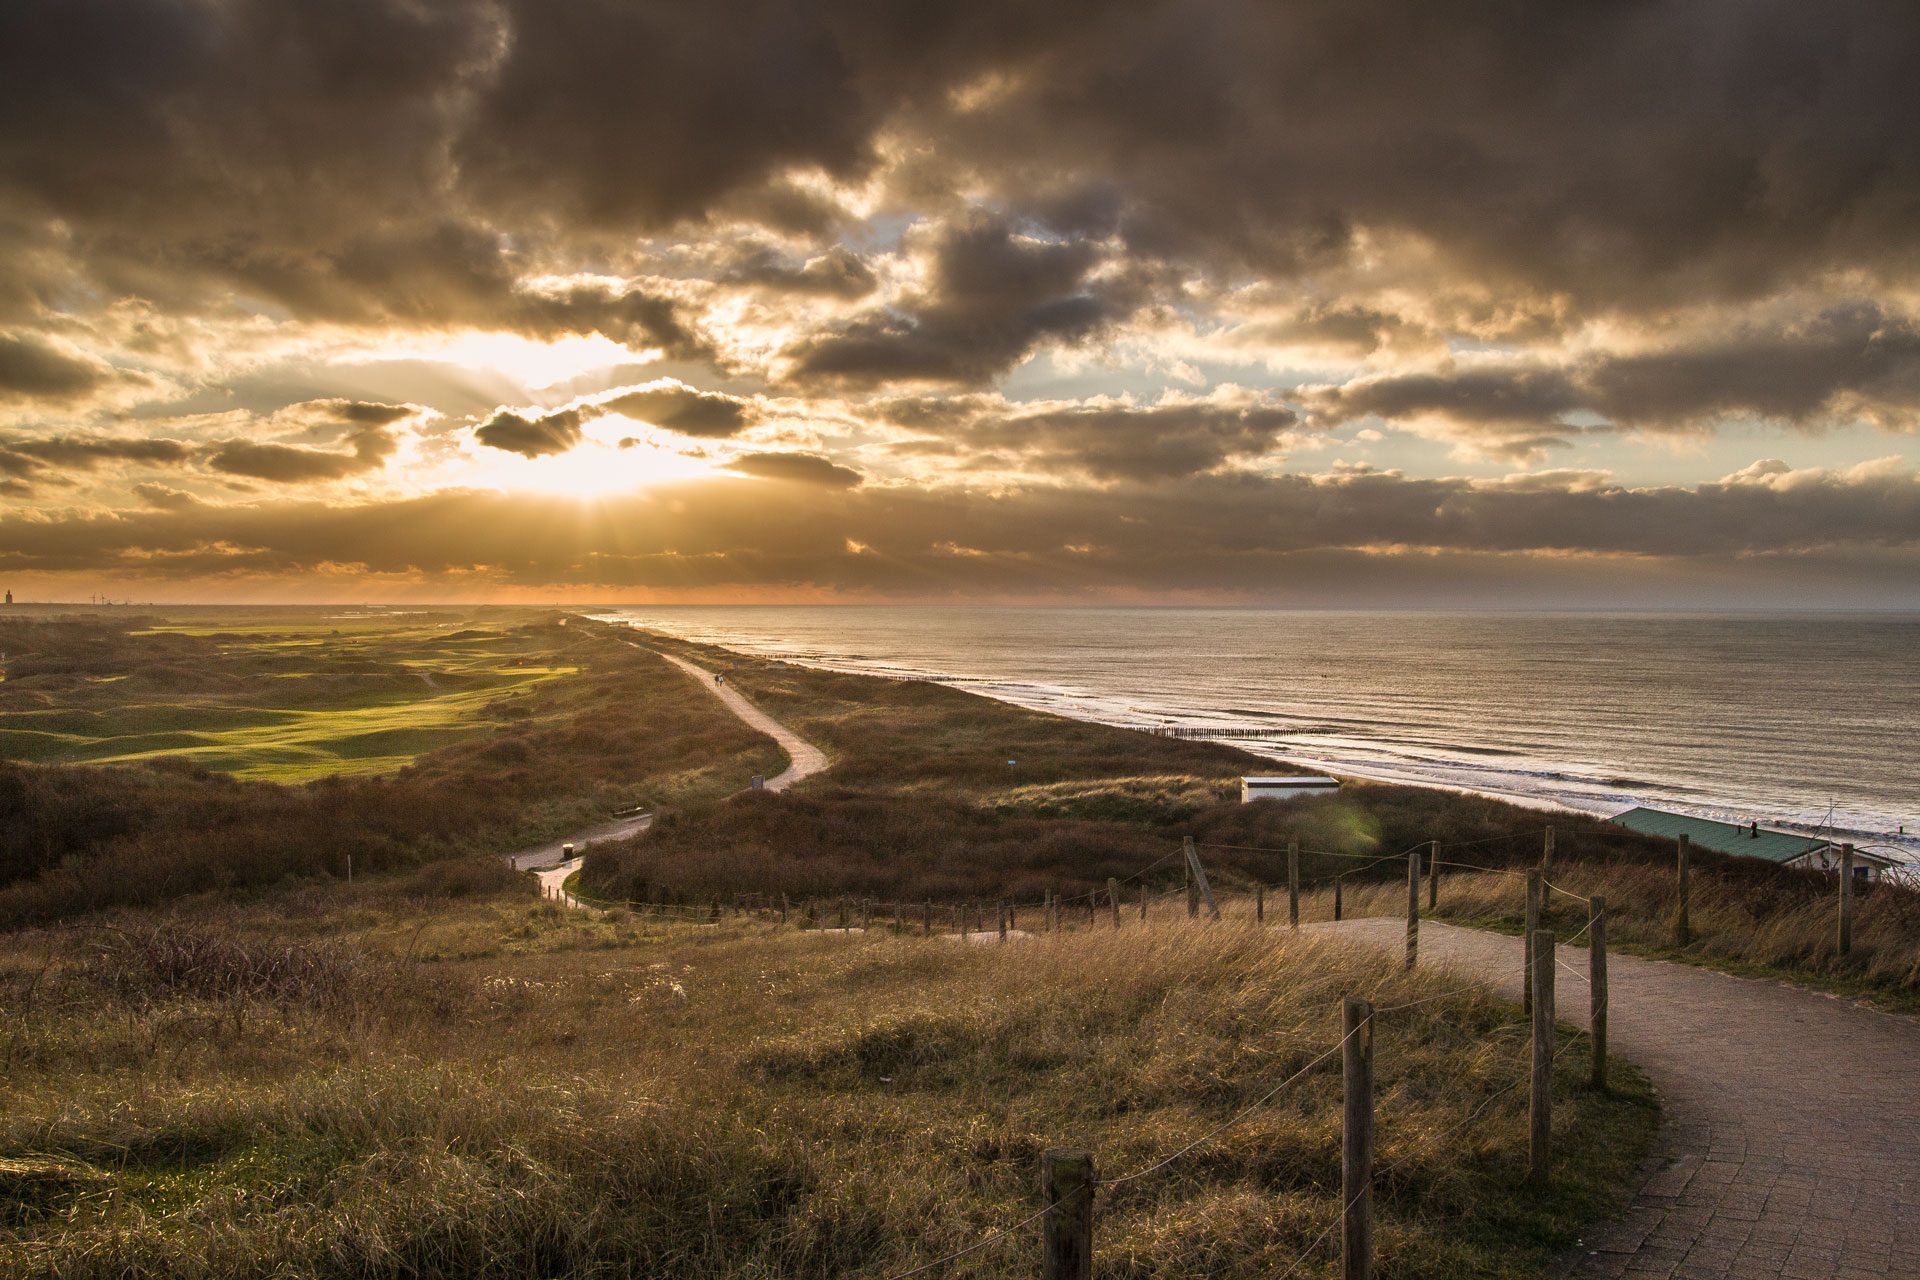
<box><xmin>0</xmin><ymin>890</ymin><xmax>1655</xmax><ymax>1279</ymax></box>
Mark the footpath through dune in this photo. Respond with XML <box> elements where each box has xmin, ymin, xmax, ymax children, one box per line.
<box><xmin>1315</xmin><ymin>917</ymin><xmax>1920</xmax><ymax>1279</ymax></box>
<box><xmin>506</xmin><ymin>645</ymin><xmax>828</xmax><ymax>909</ymax></box>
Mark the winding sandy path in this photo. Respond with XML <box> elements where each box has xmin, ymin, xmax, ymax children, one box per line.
<box><xmin>1315</xmin><ymin>917</ymin><xmax>1920</xmax><ymax>1279</ymax></box>
<box><xmin>652</xmin><ymin>649</ymin><xmax>828</xmax><ymax>792</ymax></box>
<box><xmin>508</xmin><ymin>646</ymin><xmax>829</xmax><ymax>909</ymax></box>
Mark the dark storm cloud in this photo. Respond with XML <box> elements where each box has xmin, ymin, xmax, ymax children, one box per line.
<box><xmin>724</xmin><ymin>452</ymin><xmax>864</xmax><ymax>488</ymax></box>
<box><xmin>786</xmin><ymin>214</ymin><xmax>1139</xmax><ymax>386</ymax></box>
<box><xmin>473</xmin><ymin>409</ymin><xmax>585</xmax><ymax>459</ymax></box>
<box><xmin>881</xmin><ymin>395</ymin><xmax>1298</xmax><ymax>480</ymax></box>
<box><xmin>1313</xmin><ymin>303</ymin><xmax>1920</xmax><ymax>442</ymax></box>
<box><xmin>205</xmin><ymin>425</ymin><xmax>399</xmax><ymax>483</ymax></box>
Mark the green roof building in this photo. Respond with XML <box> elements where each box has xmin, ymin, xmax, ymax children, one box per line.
<box><xmin>1610</xmin><ymin>806</ymin><xmax>1897</xmax><ymax>879</ymax></box>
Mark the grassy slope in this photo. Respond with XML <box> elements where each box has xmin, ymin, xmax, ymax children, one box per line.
<box><xmin>0</xmin><ymin>879</ymin><xmax>1655</xmax><ymax>1280</ymax></box>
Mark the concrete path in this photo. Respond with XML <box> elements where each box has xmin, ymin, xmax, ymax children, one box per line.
<box><xmin>653</xmin><ymin>649</ymin><xmax>829</xmax><ymax>792</ymax></box>
<box><xmin>1316</xmin><ymin>917</ymin><xmax>1920</xmax><ymax>1279</ymax></box>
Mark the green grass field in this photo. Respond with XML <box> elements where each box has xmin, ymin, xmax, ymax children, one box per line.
<box><xmin>0</xmin><ymin>609</ymin><xmax>579</xmax><ymax>780</ymax></box>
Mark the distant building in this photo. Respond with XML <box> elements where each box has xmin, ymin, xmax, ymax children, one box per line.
<box><xmin>3</xmin><ymin>590</ymin><xmax>10</xmax><ymax>605</ymax></box>
<box><xmin>1610</xmin><ymin>806</ymin><xmax>1898</xmax><ymax>881</ymax></box>
<box><xmin>1240</xmin><ymin>776</ymin><xmax>1341</xmax><ymax>804</ymax></box>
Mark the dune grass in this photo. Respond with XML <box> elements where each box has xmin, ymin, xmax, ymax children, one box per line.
<box><xmin>1325</xmin><ymin>858</ymin><xmax>1920</xmax><ymax>1013</ymax></box>
<box><xmin>0</xmin><ymin>878</ymin><xmax>1655</xmax><ymax>1279</ymax></box>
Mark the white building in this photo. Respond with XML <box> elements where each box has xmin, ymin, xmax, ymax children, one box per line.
<box><xmin>1240</xmin><ymin>776</ymin><xmax>1341</xmax><ymax>804</ymax></box>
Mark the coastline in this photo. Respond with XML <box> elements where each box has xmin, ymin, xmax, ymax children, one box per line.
<box><xmin>594</xmin><ymin>611</ymin><xmax>1920</xmax><ymax>867</ymax></box>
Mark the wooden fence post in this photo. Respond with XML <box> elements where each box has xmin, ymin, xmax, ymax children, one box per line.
<box><xmin>1675</xmin><ymin>834</ymin><xmax>1691</xmax><ymax>946</ymax></box>
<box><xmin>1543</xmin><ymin>826</ymin><xmax>1555</xmax><ymax>873</ymax></box>
<box><xmin>1183</xmin><ymin>836</ymin><xmax>1221</xmax><ymax>920</ymax></box>
<box><xmin>1041</xmin><ymin>1149</ymin><xmax>1095</xmax><ymax>1280</ymax></box>
<box><xmin>1288</xmin><ymin>838</ymin><xmax>1301</xmax><ymax>928</ymax></box>
<box><xmin>1256</xmin><ymin>884</ymin><xmax>1265</xmax><ymax>924</ymax></box>
<box><xmin>1139</xmin><ymin>888</ymin><xmax>1147</xmax><ymax>921</ymax></box>
<box><xmin>1334</xmin><ymin>876</ymin><xmax>1343</xmax><ymax>922</ymax></box>
<box><xmin>1524</xmin><ymin>869</ymin><xmax>1542</xmax><ymax>1015</ymax></box>
<box><xmin>1342</xmin><ymin>997</ymin><xmax>1374</xmax><ymax>1280</ymax></box>
<box><xmin>862</xmin><ymin>899</ymin><xmax>872</xmax><ymax>932</ymax></box>
<box><xmin>893</xmin><ymin>905</ymin><xmax>902</xmax><ymax>935</ymax></box>
<box><xmin>1405</xmin><ymin>847</ymin><xmax>1421</xmax><ymax>969</ymax></box>
<box><xmin>1185</xmin><ymin>851</ymin><xmax>1196</xmax><ymax>919</ymax></box>
<box><xmin>998</xmin><ymin>902</ymin><xmax>1009</xmax><ymax>943</ymax></box>
<box><xmin>1530</xmin><ymin>928</ymin><xmax>1555</xmax><ymax>1188</ymax></box>
<box><xmin>1838</xmin><ymin>843</ymin><xmax>1855</xmax><ymax>956</ymax></box>
<box><xmin>1428</xmin><ymin>840</ymin><xmax>1439</xmax><ymax>910</ymax></box>
<box><xmin>960</xmin><ymin>905</ymin><xmax>970</xmax><ymax>942</ymax></box>
<box><xmin>1109</xmin><ymin>878</ymin><xmax>1121</xmax><ymax>929</ymax></box>
<box><xmin>780</xmin><ymin>893</ymin><xmax>789</xmax><ymax>925</ymax></box>
<box><xmin>1589</xmin><ymin>895</ymin><xmax>1608</xmax><ymax>1092</ymax></box>
<box><xmin>923</xmin><ymin>899</ymin><xmax>932</xmax><ymax>937</ymax></box>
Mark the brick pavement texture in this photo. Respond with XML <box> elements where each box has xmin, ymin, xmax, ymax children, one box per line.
<box><xmin>1315</xmin><ymin>918</ymin><xmax>1920</xmax><ymax>1279</ymax></box>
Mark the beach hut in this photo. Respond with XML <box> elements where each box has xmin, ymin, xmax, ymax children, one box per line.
<box><xmin>1240</xmin><ymin>776</ymin><xmax>1341</xmax><ymax>804</ymax></box>
<box><xmin>1609</xmin><ymin>806</ymin><xmax>1898</xmax><ymax>881</ymax></box>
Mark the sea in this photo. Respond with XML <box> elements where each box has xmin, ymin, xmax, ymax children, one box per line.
<box><xmin>591</xmin><ymin>607</ymin><xmax>1920</xmax><ymax>865</ymax></box>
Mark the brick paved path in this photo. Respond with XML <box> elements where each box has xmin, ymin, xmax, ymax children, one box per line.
<box><xmin>1317</xmin><ymin>918</ymin><xmax>1920</xmax><ymax>1279</ymax></box>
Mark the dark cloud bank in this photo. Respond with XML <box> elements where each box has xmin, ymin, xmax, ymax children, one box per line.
<box><xmin>4</xmin><ymin>0</ymin><xmax>1920</xmax><ymax>599</ymax></box>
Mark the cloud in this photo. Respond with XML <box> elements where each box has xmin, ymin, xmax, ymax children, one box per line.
<box><xmin>473</xmin><ymin>408</ymin><xmax>585</xmax><ymax>458</ymax></box>
<box><xmin>0</xmin><ymin>433</ymin><xmax>193</xmax><ymax>482</ymax></box>
<box><xmin>724</xmin><ymin>451</ymin><xmax>863</xmax><ymax>488</ymax></box>
<box><xmin>132</xmin><ymin>482</ymin><xmax>203</xmax><ymax>509</ymax></box>
<box><xmin>205</xmin><ymin>423</ymin><xmax>399</xmax><ymax>482</ymax></box>
<box><xmin>600</xmin><ymin>382</ymin><xmax>755</xmax><ymax>437</ymax></box>
<box><xmin>0</xmin><ymin>332</ymin><xmax>115</xmax><ymax>400</ymax></box>
<box><xmin>784</xmin><ymin>213</ymin><xmax>1141</xmax><ymax>386</ymax></box>
<box><xmin>880</xmin><ymin>390</ymin><xmax>1298</xmax><ymax>480</ymax></box>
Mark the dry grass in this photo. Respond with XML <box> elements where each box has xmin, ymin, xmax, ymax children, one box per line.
<box><xmin>0</xmin><ymin>885</ymin><xmax>1654</xmax><ymax>1279</ymax></box>
<box><xmin>1318</xmin><ymin>857</ymin><xmax>1920</xmax><ymax>1009</ymax></box>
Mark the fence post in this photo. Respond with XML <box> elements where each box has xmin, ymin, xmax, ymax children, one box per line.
<box><xmin>1183</xmin><ymin>836</ymin><xmax>1221</xmax><ymax>920</ymax></box>
<box><xmin>961</xmin><ymin>905</ymin><xmax>970</xmax><ymax>942</ymax></box>
<box><xmin>1405</xmin><ymin>847</ymin><xmax>1421</xmax><ymax>969</ymax></box>
<box><xmin>781</xmin><ymin>893</ymin><xmax>789</xmax><ymax>925</ymax></box>
<box><xmin>998</xmin><ymin>902</ymin><xmax>1008</xmax><ymax>943</ymax></box>
<box><xmin>863</xmin><ymin>899</ymin><xmax>873</xmax><ymax>932</ymax></box>
<box><xmin>1589</xmin><ymin>895</ymin><xmax>1608</xmax><ymax>1092</ymax></box>
<box><xmin>1109</xmin><ymin>878</ymin><xmax>1121</xmax><ymax>929</ymax></box>
<box><xmin>1838</xmin><ymin>843</ymin><xmax>1855</xmax><ymax>956</ymax></box>
<box><xmin>1139</xmin><ymin>887</ymin><xmax>1147</xmax><ymax>921</ymax></box>
<box><xmin>1530</xmin><ymin>928</ymin><xmax>1555</xmax><ymax>1188</ymax></box>
<box><xmin>1334</xmin><ymin>876</ymin><xmax>1344</xmax><ymax>922</ymax></box>
<box><xmin>1543</xmin><ymin>826</ymin><xmax>1555</xmax><ymax>873</ymax></box>
<box><xmin>1342</xmin><ymin>997</ymin><xmax>1374</xmax><ymax>1280</ymax></box>
<box><xmin>1256</xmin><ymin>884</ymin><xmax>1265</xmax><ymax>924</ymax></box>
<box><xmin>1675</xmin><ymin>834</ymin><xmax>1691</xmax><ymax>946</ymax></box>
<box><xmin>1041</xmin><ymin>1149</ymin><xmax>1095</xmax><ymax>1280</ymax></box>
<box><xmin>1428</xmin><ymin>840</ymin><xmax>1439</xmax><ymax>910</ymax></box>
<box><xmin>1185</xmin><ymin>848</ymin><xmax>1198</xmax><ymax>919</ymax></box>
<box><xmin>924</xmin><ymin>899</ymin><xmax>932</xmax><ymax>937</ymax></box>
<box><xmin>1288</xmin><ymin>838</ymin><xmax>1301</xmax><ymax>928</ymax></box>
<box><xmin>893</xmin><ymin>905</ymin><xmax>902</xmax><ymax>935</ymax></box>
<box><xmin>1524</xmin><ymin>869</ymin><xmax>1542</xmax><ymax>1015</ymax></box>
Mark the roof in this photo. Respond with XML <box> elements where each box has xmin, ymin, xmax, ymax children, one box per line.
<box><xmin>1610</xmin><ymin>806</ymin><xmax>1849</xmax><ymax>864</ymax></box>
<box><xmin>1243</xmin><ymin>776</ymin><xmax>1339</xmax><ymax>787</ymax></box>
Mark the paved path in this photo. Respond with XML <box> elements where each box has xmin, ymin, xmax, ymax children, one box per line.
<box><xmin>1316</xmin><ymin>918</ymin><xmax>1920</xmax><ymax>1278</ymax></box>
<box><xmin>653</xmin><ymin>649</ymin><xmax>829</xmax><ymax>792</ymax></box>
<box><xmin>509</xmin><ymin>647</ymin><xmax>830</xmax><ymax>910</ymax></box>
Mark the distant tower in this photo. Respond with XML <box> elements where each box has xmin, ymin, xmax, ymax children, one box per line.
<box><xmin>3</xmin><ymin>590</ymin><xmax>10</xmax><ymax>605</ymax></box>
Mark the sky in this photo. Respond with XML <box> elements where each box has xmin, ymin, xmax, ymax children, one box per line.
<box><xmin>2</xmin><ymin>0</ymin><xmax>1919</xmax><ymax>607</ymax></box>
